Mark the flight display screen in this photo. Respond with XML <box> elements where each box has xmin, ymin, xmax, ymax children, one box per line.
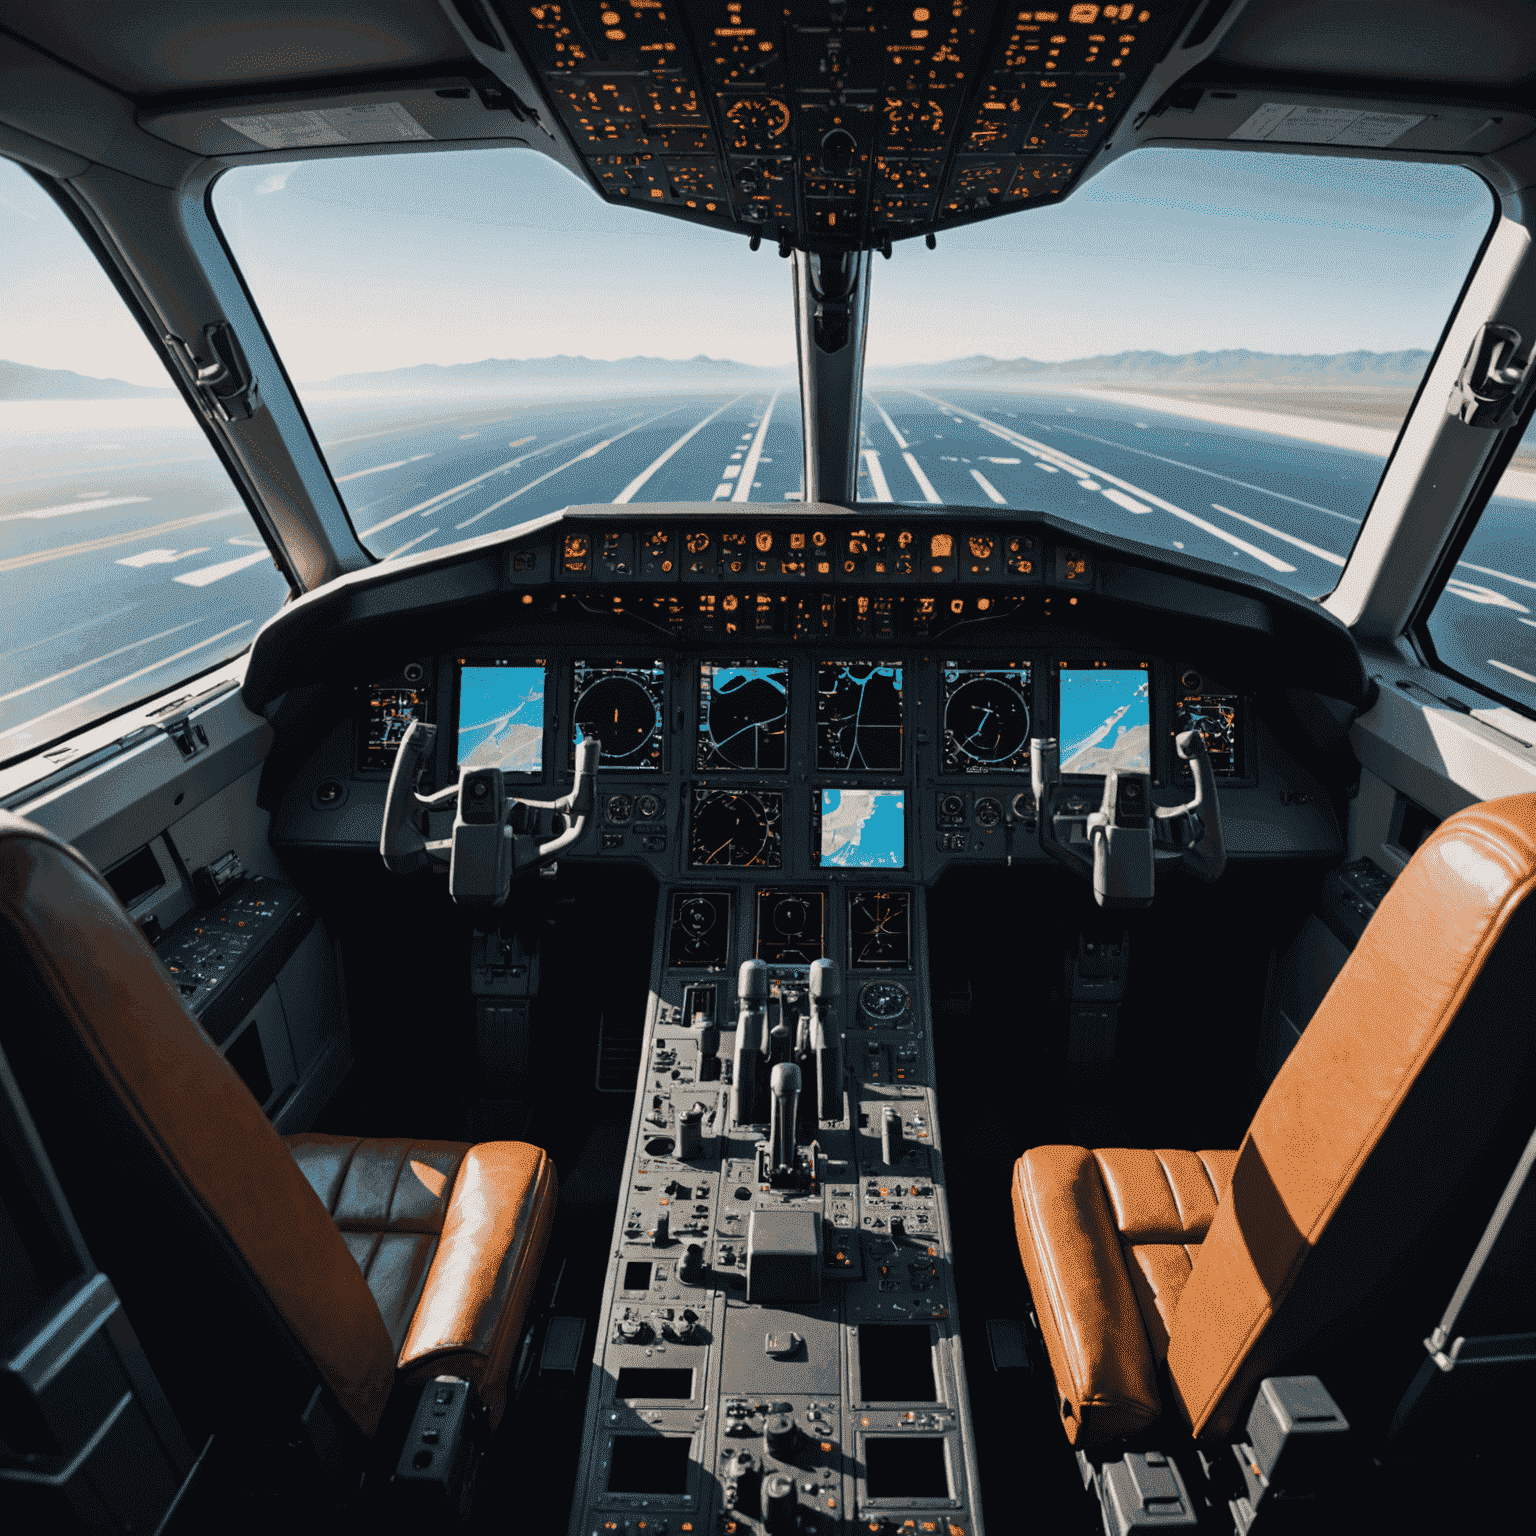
<box><xmin>849</xmin><ymin>889</ymin><xmax>911</xmax><ymax>969</ymax></box>
<box><xmin>688</xmin><ymin>788</ymin><xmax>784</xmax><ymax>868</ymax></box>
<box><xmin>1174</xmin><ymin>692</ymin><xmax>1244</xmax><ymax>778</ymax></box>
<box><xmin>1059</xmin><ymin>664</ymin><xmax>1152</xmax><ymax>775</ymax></box>
<box><xmin>816</xmin><ymin>662</ymin><xmax>903</xmax><ymax>771</ymax></box>
<box><xmin>572</xmin><ymin>659</ymin><xmax>666</xmax><ymax>770</ymax></box>
<box><xmin>941</xmin><ymin>661</ymin><xmax>1032</xmax><ymax>773</ymax></box>
<box><xmin>457</xmin><ymin>662</ymin><xmax>545</xmax><ymax>774</ymax></box>
<box><xmin>357</xmin><ymin>686</ymin><xmax>428</xmax><ymax>772</ymax></box>
<box><xmin>697</xmin><ymin>662</ymin><xmax>789</xmax><ymax>771</ymax></box>
<box><xmin>814</xmin><ymin>789</ymin><xmax>905</xmax><ymax>869</ymax></box>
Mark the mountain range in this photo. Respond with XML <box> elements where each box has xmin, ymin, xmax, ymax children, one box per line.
<box><xmin>1</xmin><ymin>348</ymin><xmax>1431</xmax><ymax>400</ymax></box>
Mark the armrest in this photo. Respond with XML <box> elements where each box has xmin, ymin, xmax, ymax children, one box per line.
<box><xmin>1013</xmin><ymin>1146</ymin><xmax>1162</xmax><ymax>1445</ymax></box>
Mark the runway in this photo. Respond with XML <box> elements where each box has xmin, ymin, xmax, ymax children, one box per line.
<box><xmin>3</xmin><ymin>385</ymin><xmax>1533</xmax><ymax>754</ymax></box>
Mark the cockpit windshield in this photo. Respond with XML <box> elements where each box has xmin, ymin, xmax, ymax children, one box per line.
<box><xmin>213</xmin><ymin>145</ymin><xmax>1491</xmax><ymax>597</ymax></box>
<box><xmin>213</xmin><ymin>150</ymin><xmax>802</xmax><ymax>561</ymax></box>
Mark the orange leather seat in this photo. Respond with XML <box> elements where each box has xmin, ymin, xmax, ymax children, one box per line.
<box><xmin>0</xmin><ymin>809</ymin><xmax>556</xmax><ymax>1447</ymax></box>
<box><xmin>1014</xmin><ymin>795</ymin><xmax>1536</xmax><ymax>1445</ymax></box>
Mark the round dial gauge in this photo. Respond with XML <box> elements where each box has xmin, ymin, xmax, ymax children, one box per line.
<box><xmin>859</xmin><ymin>980</ymin><xmax>911</xmax><ymax>1024</ymax></box>
<box><xmin>677</xmin><ymin>895</ymin><xmax>721</xmax><ymax>939</ymax></box>
<box><xmin>974</xmin><ymin>796</ymin><xmax>1002</xmax><ymax>828</ymax></box>
<box><xmin>575</xmin><ymin>676</ymin><xmax>661</xmax><ymax>763</ymax></box>
<box><xmin>944</xmin><ymin>677</ymin><xmax>1030</xmax><ymax>765</ymax></box>
<box><xmin>725</xmin><ymin>97</ymin><xmax>791</xmax><ymax>147</ymax></box>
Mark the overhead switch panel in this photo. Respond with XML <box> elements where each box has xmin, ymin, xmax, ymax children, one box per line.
<box><xmin>504</xmin><ymin>1</ymin><xmax>1187</xmax><ymax>250</ymax></box>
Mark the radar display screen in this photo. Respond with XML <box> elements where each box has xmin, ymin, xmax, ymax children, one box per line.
<box><xmin>572</xmin><ymin>659</ymin><xmax>666</xmax><ymax>770</ymax></box>
<box><xmin>849</xmin><ymin>889</ymin><xmax>911</xmax><ymax>970</ymax></box>
<box><xmin>814</xmin><ymin>790</ymin><xmax>905</xmax><ymax>869</ymax></box>
<box><xmin>357</xmin><ymin>686</ymin><xmax>429</xmax><ymax>772</ymax></box>
<box><xmin>688</xmin><ymin>789</ymin><xmax>783</xmax><ymax>869</ymax></box>
<box><xmin>1059</xmin><ymin>664</ymin><xmax>1151</xmax><ymax>775</ymax></box>
<box><xmin>1174</xmin><ymin>693</ymin><xmax>1244</xmax><ymax>778</ymax></box>
<box><xmin>667</xmin><ymin>889</ymin><xmax>732</xmax><ymax>969</ymax></box>
<box><xmin>816</xmin><ymin>662</ymin><xmax>903</xmax><ymax>770</ymax></box>
<box><xmin>941</xmin><ymin>661</ymin><xmax>1032</xmax><ymax>773</ymax></box>
<box><xmin>755</xmin><ymin>889</ymin><xmax>826</xmax><ymax>965</ymax></box>
<box><xmin>457</xmin><ymin>661</ymin><xmax>545</xmax><ymax>774</ymax></box>
<box><xmin>697</xmin><ymin>662</ymin><xmax>789</xmax><ymax>771</ymax></box>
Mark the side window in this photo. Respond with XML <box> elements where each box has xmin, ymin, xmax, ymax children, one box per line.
<box><xmin>0</xmin><ymin>158</ymin><xmax>289</xmax><ymax>766</ymax></box>
<box><xmin>1423</xmin><ymin>414</ymin><xmax>1536</xmax><ymax>710</ymax></box>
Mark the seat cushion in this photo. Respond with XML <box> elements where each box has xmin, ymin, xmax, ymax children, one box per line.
<box><xmin>1012</xmin><ymin>1145</ymin><xmax>1236</xmax><ymax>1446</ymax></box>
<box><xmin>288</xmin><ymin>1134</ymin><xmax>557</xmax><ymax>1426</ymax></box>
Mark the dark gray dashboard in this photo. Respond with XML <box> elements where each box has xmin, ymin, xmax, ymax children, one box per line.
<box><xmin>264</xmin><ymin>507</ymin><xmax>1352</xmax><ymax>869</ymax></box>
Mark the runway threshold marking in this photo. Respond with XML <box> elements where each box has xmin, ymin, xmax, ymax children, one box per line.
<box><xmin>910</xmin><ymin>391</ymin><xmax>1296</xmax><ymax>575</ymax></box>
<box><xmin>0</xmin><ymin>508</ymin><xmax>244</xmax><ymax>574</ymax></box>
<box><xmin>1461</xmin><ymin>561</ymin><xmax>1536</xmax><ymax>593</ymax></box>
<box><xmin>614</xmin><ymin>395</ymin><xmax>746</xmax><ymax>504</ymax></box>
<box><xmin>384</xmin><ymin>529</ymin><xmax>442</xmax><ymax>562</ymax></box>
<box><xmin>335</xmin><ymin>453</ymin><xmax>432</xmax><ymax>483</ymax></box>
<box><xmin>732</xmin><ymin>391</ymin><xmax>779</xmax><ymax>503</ymax></box>
<box><xmin>862</xmin><ymin>450</ymin><xmax>893</xmax><ymax>501</ymax></box>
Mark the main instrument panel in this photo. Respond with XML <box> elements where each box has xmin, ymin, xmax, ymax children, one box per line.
<box><xmin>274</xmin><ymin>514</ymin><xmax>1344</xmax><ymax>869</ymax></box>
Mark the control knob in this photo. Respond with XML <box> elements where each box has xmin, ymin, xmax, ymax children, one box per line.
<box><xmin>762</xmin><ymin>1472</ymin><xmax>797</xmax><ymax>1535</ymax></box>
<box><xmin>680</xmin><ymin>1242</ymin><xmax>706</xmax><ymax>1285</ymax></box>
<box><xmin>763</xmin><ymin>1410</ymin><xmax>800</xmax><ymax>1461</ymax></box>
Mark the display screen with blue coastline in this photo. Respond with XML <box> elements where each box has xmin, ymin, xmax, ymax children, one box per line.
<box><xmin>457</xmin><ymin>663</ymin><xmax>546</xmax><ymax>773</ymax></box>
<box><xmin>1059</xmin><ymin>667</ymin><xmax>1151</xmax><ymax>775</ymax></box>
<box><xmin>817</xmin><ymin>789</ymin><xmax>905</xmax><ymax>868</ymax></box>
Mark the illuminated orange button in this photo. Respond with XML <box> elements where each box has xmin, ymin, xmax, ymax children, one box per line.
<box><xmin>821</xmin><ymin>1442</ymin><xmax>833</xmax><ymax>1454</ymax></box>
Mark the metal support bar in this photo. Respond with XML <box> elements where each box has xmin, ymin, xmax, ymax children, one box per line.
<box><xmin>793</xmin><ymin>249</ymin><xmax>872</xmax><ymax>506</ymax></box>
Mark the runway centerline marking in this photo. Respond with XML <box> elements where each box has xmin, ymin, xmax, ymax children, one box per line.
<box><xmin>1211</xmin><ymin>504</ymin><xmax>1346</xmax><ymax>566</ymax></box>
<box><xmin>0</xmin><ymin>494</ymin><xmax>150</xmax><ymax>523</ymax></box>
<box><xmin>454</xmin><ymin>407</ymin><xmax>681</xmax><ymax>529</ymax></box>
<box><xmin>0</xmin><ymin>621</ymin><xmax>255</xmax><ymax>751</ymax></box>
<box><xmin>174</xmin><ymin>551</ymin><xmax>272</xmax><ymax>587</ymax></box>
<box><xmin>0</xmin><ymin>620</ymin><xmax>200</xmax><ymax>706</ymax></box>
<box><xmin>1049</xmin><ymin>421</ymin><xmax>1360</xmax><ymax>524</ymax></box>
<box><xmin>913</xmin><ymin>391</ymin><xmax>1295</xmax><ymax>574</ymax></box>
<box><xmin>866</xmin><ymin>396</ymin><xmax>909</xmax><ymax>451</ymax></box>
<box><xmin>614</xmin><ymin>394</ymin><xmax>747</xmax><ymax>504</ymax></box>
<box><xmin>733</xmin><ymin>391</ymin><xmax>779</xmax><ymax>504</ymax></box>
<box><xmin>1460</xmin><ymin>560</ymin><xmax>1536</xmax><ymax>593</ymax></box>
<box><xmin>0</xmin><ymin>508</ymin><xmax>244</xmax><ymax>574</ymax></box>
<box><xmin>969</xmin><ymin>468</ymin><xmax>1006</xmax><ymax>504</ymax></box>
<box><xmin>862</xmin><ymin>450</ymin><xmax>893</xmax><ymax>502</ymax></box>
<box><xmin>360</xmin><ymin>418</ymin><xmax>630</xmax><ymax>538</ymax></box>
<box><xmin>335</xmin><ymin>453</ymin><xmax>432</xmax><ymax>483</ymax></box>
<box><xmin>902</xmin><ymin>452</ymin><xmax>942</xmax><ymax>504</ymax></box>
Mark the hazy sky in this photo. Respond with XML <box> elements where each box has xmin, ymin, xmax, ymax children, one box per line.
<box><xmin>1</xmin><ymin>145</ymin><xmax>1494</xmax><ymax>386</ymax></box>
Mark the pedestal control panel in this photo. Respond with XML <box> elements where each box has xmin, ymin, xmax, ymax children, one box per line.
<box><xmin>569</xmin><ymin>885</ymin><xmax>982</xmax><ymax>1536</ymax></box>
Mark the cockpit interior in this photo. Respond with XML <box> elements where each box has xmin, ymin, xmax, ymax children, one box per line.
<box><xmin>5</xmin><ymin>3</ymin><xmax>1536</xmax><ymax>1533</ymax></box>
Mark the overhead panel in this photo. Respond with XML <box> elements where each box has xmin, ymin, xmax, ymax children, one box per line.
<box><xmin>504</xmin><ymin>1</ymin><xmax>1189</xmax><ymax>249</ymax></box>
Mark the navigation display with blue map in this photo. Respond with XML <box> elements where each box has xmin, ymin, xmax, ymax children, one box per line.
<box><xmin>1059</xmin><ymin>666</ymin><xmax>1151</xmax><ymax>775</ymax></box>
<box><xmin>457</xmin><ymin>663</ymin><xmax>546</xmax><ymax>774</ymax></box>
<box><xmin>816</xmin><ymin>789</ymin><xmax>905</xmax><ymax>868</ymax></box>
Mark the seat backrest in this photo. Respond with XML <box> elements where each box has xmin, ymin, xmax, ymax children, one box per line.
<box><xmin>0</xmin><ymin>810</ymin><xmax>395</xmax><ymax>1442</ymax></box>
<box><xmin>1167</xmin><ymin>795</ymin><xmax>1536</xmax><ymax>1437</ymax></box>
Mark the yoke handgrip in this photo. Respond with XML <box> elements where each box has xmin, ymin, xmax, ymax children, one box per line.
<box><xmin>380</xmin><ymin>720</ymin><xmax>437</xmax><ymax>873</ymax></box>
<box><xmin>1174</xmin><ymin>728</ymin><xmax>1226</xmax><ymax>882</ymax></box>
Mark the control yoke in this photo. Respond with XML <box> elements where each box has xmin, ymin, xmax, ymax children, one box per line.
<box><xmin>379</xmin><ymin>720</ymin><xmax>601</xmax><ymax>906</ymax></box>
<box><xmin>1030</xmin><ymin>729</ymin><xmax>1226</xmax><ymax>909</ymax></box>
